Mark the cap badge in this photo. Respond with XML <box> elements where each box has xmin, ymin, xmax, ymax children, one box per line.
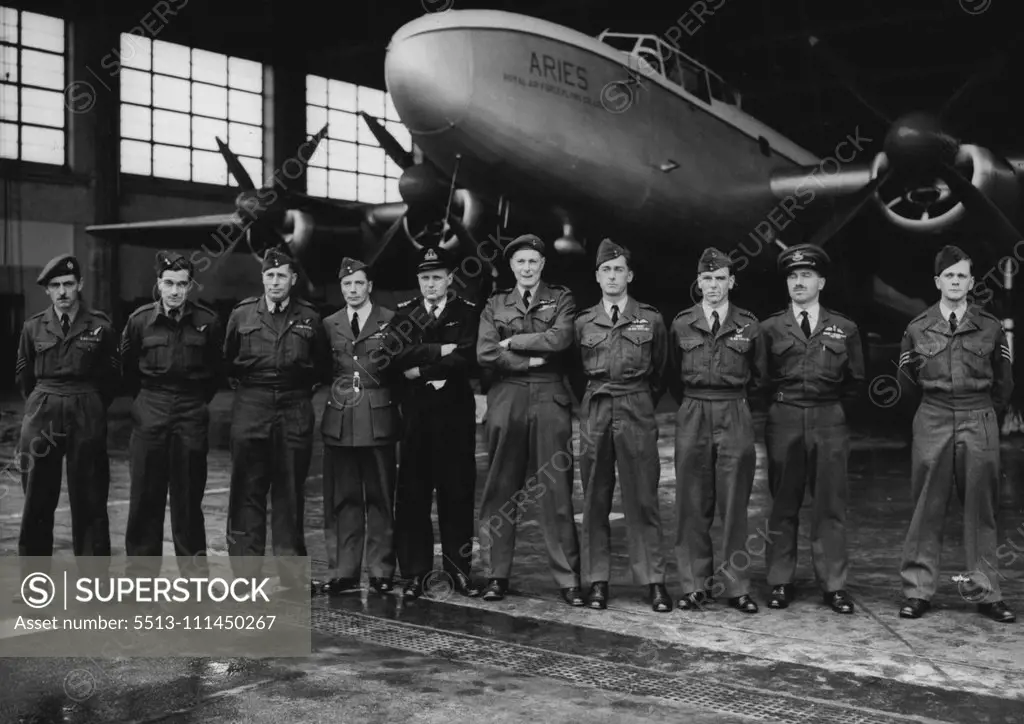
<box><xmin>66</xmin><ymin>260</ymin><xmax>73</xmax><ymax>269</ymax></box>
<box><xmin>425</xmin><ymin>248</ymin><xmax>438</xmax><ymax>261</ymax></box>
<box><xmin>791</xmin><ymin>251</ymin><xmax>804</xmax><ymax>262</ymax></box>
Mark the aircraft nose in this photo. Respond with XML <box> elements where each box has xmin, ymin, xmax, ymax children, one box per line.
<box><xmin>386</xmin><ymin>22</ymin><xmax>472</xmax><ymax>135</ymax></box>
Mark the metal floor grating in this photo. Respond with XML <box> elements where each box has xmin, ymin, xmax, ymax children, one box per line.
<box><xmin>310</xmin><ymin>605</ymin><xmax>943</xmax><ymax>724</ymax></box>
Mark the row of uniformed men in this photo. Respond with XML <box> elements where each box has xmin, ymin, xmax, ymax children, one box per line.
<box><xmin>12</xmin><ymin>236</ymin><xmax>1016</xmax><ymax>622</ymax></box>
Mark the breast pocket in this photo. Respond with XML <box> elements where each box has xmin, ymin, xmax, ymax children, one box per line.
<box><xmin>914</xmin><ymin>336</ymin><xmax>949</xmax><ymax>379</ymax></box>
<box><xmin>141</xmin><ymin>334</ymin><xmax>172</xmax><ymax>374</ymax></box>
<box><xmin>71</xmin><ymin>337</ymin><xmax>101</xmax><ymax>371</ymax></box>
<box><xmin>532</xmin><ymin>305</ymin><xmax>557</xmax><ymax>326</ymax></box>
<box><xmin>621</xmin><ymin>329</ymin><xmax>653</xmax><ymax>374</ymax></box>
<box><xmin>238</xmin><ymin>325</ymin><xmax>263</xmax><ymax>359</ymax></box>
<box><xmin>961</xmin><ymin>338</ymin><xmax>994</xmax><ymax>382</ymax></box>
<box><xmin>494</xmin><ymin>311</ymin><xmax>524</xmax><ymax>337</ymax></box>
<box><xmin>677</xmin><ymin>336</ymin><xmax>704</xmax><ymax>374</ymax></box>
<box><xmin>182</xmin><ymin>330</ymin><xmax>207</xmax><ymax>370</ymax></box>
<box><xmin>369</xmin><ymin>387</ymin><xmax>397</xmax><ymax>441</ymax></box>
<box><xmin>284</xmin><ymin>326</ymin><xmax>313</xmax><ymax>364</ymax></box>
<box><xmin>821</xmin><ymin>337</ymin><xmax>849</xmax><ymax>375</ymax></box>
<box><xmin>33</xmin><ymin>339</ymin><xmax>58</xmax><ymax>377</ymax></box>
<box><xmin>579</xmin><ymin>331</ymin><xmax>609</xmax><ymax>374</ymax></box>
<box><xmin>722</xmin><ymin>337</ymin><xmax>752</xmax><ymax>374</ymax></box>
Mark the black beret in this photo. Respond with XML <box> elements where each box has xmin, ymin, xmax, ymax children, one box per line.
<box><xmin>155</xmin><ymin>250</ymin><xmax>194</xmax><ymax>277</ymax></box>
<box><xmin>37</xmin><ymin>254</ymin><xmax>81</xmax><ymax>285</ymax></box>
<box><xmin>697</xmin><ymin>247</ymin><xmax>731</xmax><ymax>274</ymax></box>
<box><xmin>934</xmin><ymin>245</ymin><xmax>971</xmax><ymax>275</ymax></box>
<box><xmin>338</xmin><ymin>256</ymin><xmax>369</xmax><ymax>280</ymax></box>
<box><xmin>262</xmin><ymin>247</ymin><xmax>295</xmax><ymax>273</ymax></box>
<box><xmin>778</xmin><ymin>243</ymin><xmax>830</xmax><ymax>275</ymax></box>
<box><xmin>503</xmin><ymin>234</ymin><xmax>545</xmax><ymax>262</ymax></box>
<box><xmin>595</xmin><ymin>238</ymin><xmax>630</xmax><ymax>269</ymax></box>
<box><xmin>416</xmin><ymin>246</ymin><xmax>454</xmax><ymax>274</ymax></box>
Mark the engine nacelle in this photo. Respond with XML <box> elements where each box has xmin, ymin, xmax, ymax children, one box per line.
<box><xmin>870</xmin><ymin>144</ymin><xmax>1019</xmax><ymax>233</ymax></box>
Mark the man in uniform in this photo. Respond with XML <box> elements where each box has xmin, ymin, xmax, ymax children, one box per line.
<box><xmin>761</xmin><ymin>244</ymin><xmax>865</xmax><ymax>614</ymax></box>
<box><xmin>15</xmin><ymin>254</ymin><xmax>119</xmax><ymax>569</ymax></box>
<box><xmin>223</xmin><ymin>247</ymin><xmax>329</xmax><ymax>592</ymax></box>
<box><xmin>669</xmin><ymin>247</ymin><xmax>766</xmax><ymax>614</ymax></box>
<box><xmin>121</xmin><ymin>252</ymin><xmax>224</xmax><ymax>572</ymax></box>
<box><xmin>897</xmin><ymin>245</ymin><xmax>1015</xmax><ymax>623</ymax></box>
<box><xmin>320</xmin><ymin>257</ymin><xmax>401</xmax><ymax>595</ymax></box>
<box><xmin>385</xmin><ymin>246</ymin><xmax>482</xmax><ymax>599</ymax></box>
<box><xmin>574</xmin><ymin>239</ymin><xmax>672</xmax><ymax>613</ymax></box>
<box><xmin>476</xmin><ymin>234</ymin><xmax>583</xmax><ymax>606</ymax></box>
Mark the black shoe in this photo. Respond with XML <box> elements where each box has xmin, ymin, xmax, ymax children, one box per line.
<box><xmin>978</xmin><ymin>600</ymin><xmax>1016</xmax><ymax>623</ymax></box>
<box><xmin>587</xmin><ymin>582</ymin><xmax>608</xmax><ymax>610</ymax></box>
<box><xmin>728</xmin><ymin>595</ymin><xmax>759</xmax><ymax>613</ymax></box>
<box><xmin>482</xmin><ymin>578</ymin><xmax>508</xmax><ymax>601</ymax></box>
<box><xmin>899</xmin><ymin>598</ymin><xmax>930</xmax><ymax>619</ymax></box>
<box><xmin>310</xmin><ymin>578</ymin><xmax>325</xmax><ymax>598</ymax></box>
<box><xmin>677</xmin><ymin>591</ymin><xmax>709</xmax><ymax>611</ymax></box>
<box><xmin>452</xmin><ymin>571</ymin><xmax>483</xmax><ymax>597</ymax></box>
<box><xmin>561</xmin><ymin>586</ymin><xmax>586</xmax><ymax>607</ymax></box>
<box><xmin>768</xmin><ymin>583</ymin><xmax>795</xmax><ymax>609</ymax></box>
<box><xmin>369</xmin><ymin>577</ymin><xmax>394</xmax><ymax>594</ymax></box>
<box><xmin>825</xmin><ymin>590</ymin><xmax>854</xmax><ymax>614</ymax></box>
<box><xmin>324</xmin><ymin>577</ymin><xmax>359</xmax><ymax>596</ymax></box>
<box><xmin>403</xmin><ymin>575</ymin><xmax>424</xmax><ymax>599</ymax></box>
<box><xmin>649</xmin><ymin>584</ymin><xmax>672</xmax><ymax>613</ymax></box>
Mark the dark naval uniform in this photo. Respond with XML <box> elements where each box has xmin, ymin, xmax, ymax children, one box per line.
<box><xmin>15</xmin><ymin>254</ymin><xmax>119</xmax><ymax>562</ymax></box>
<box><xmin>476</xmin><ymin>235</ymin><xmax>582</xmax><ymax>596</ymax></box>
<box><xmin>898</xmin><ymin>246</ymin><xmax>1014</xmax><ymax>620</ymax></box>
<box><xmin>388</xmin><ymin>249</ymin><xmax>481</xmax><ymax>589</ymax></box>
<box><xmin>761</xmin><ymin>245</ymin><xmax>865</xmax><ymax>610</ymax></box>
<box><xmin>669</xmin><ymin>248</ymin><xmax>766</xmax><ymax>607</ymax></box>
<box><xmin>321</xmin><ymin>257</ymin><xmax>400</xmax><ymax>587</ymax></box>
<box><xmin>574</xmin><ymin>239</ymin><xmax>670</xmax><ymax>603</ymax></box>
<box><xmin>121</xmin><ymin>254</ymin><xmax>224</xmax><ymax>564</ymax></box>
<box><xmin>223</xmin><ymin>249</ymin><xmax>329</xmax><ymax>576</ymax></box>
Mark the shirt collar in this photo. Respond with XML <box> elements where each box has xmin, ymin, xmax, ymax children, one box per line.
<box><xmin>939</xmin><ymin>300</ymin><xmax>968</xmax><ymax>322</ymax></box>
<box><xmin>425</xmin><ymin>296</ymin><xmax>447</xmax><ymax>315</ymax></box>
<box><xmin>792</xmin><ymin>301</ymin><xmax>820</xmax><ymax>324</ymax></box>
<box><xmin>702</xmin><ymin>300</ymin><xmax>728</xmax><ymax>325</ymax></box>
<box><xmin>53</xmin><ymin>304</ymin><xmax>80</xmax><ymax>324</ymax></box>
<box><xmin>265</xmin><ymin>295</ymin><xmax>290</xmax><ymax>313</ymax></box>
<box><xmin>347</xmin><ymin>299</ymin><xmax>371</xmax><ymax>320</ymax></box>
<box><xmin>604</xmin><ymin>295</ymin><xmax>628</xmax><ymax>319</ymax></box>
<box><xmin>516</xmin><ymin>283</ymin><xmax>540</xmax><ymax>303</ymax></box>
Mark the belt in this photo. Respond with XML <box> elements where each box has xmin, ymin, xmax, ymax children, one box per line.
<box><xmin>683</xmin><ymin>388</ymin><xmax>745</xmax><ymax>401</ymax></box>
<box><xmin>34</xmin><ymin>380</ymin><xmax>98</xmax><ymax>395</ymax></box>
<box><xmin>140</xmin><ymin>381</ymin><xmax>206</xmax><ymax>396</ymax></box>
<box><xmin>921</xmin><ymin>391</ymin><xmax>993</xmax><ymax>412</ymax></box>
<box><xmin>585</xmin><ymin>379</ymin><xmax>650</xmax><ymax>397</ymax></box>
<box><xmin>498</xmin><ymin>371</ymin><xmax>563</xmax><ymax>385</ymax></box>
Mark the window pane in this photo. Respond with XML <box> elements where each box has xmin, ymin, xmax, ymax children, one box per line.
<box><xmin>21</xmin><ymin>124</ymin><xmax>62</xmax><ymax>164</ymax></box>
<box><xmin>0</xmin><ymin>7</ymin><xmax>16</xmax><ymax>44</ymax></box>
<box><xmin>21</xmin><ymin>88</ymin><xmax>62</xmax><ymax>128</ymax></box>
<box><xmin>358</xmin><ymin>144</ymin><xmax>385</xmax><ymax>176</ymax></box>
<box><xmin>384</xmin><ymin>176</ymin><xmax>400</xmax><ymax>203</ymax></box>
<box><xmin>357</xmin><ymin>174</ymin><xmax>385</xmax><ymax>204</ymax></box>
<box><xmin>0</xmin><ymin>120</ymin><xmax>17</xmax><ymax>158</ymax></box>
<box><xmin>227</xmin><ymin>121</ymin><xmax>261</xmax><ymax>157</ymax></box>
<box><xmin>328</xmin><ymin>139</ymin><xmax>357</xmax><ymax>171</ymax></box>
<box><xmin>153</xmin><ymin>143</ymin><xmax>190</xmax><ymax>179</ymax></box>
<box><xmin>121</xmin><ymin>103</ymin><xmax>151</xmax><ymax>140</ymax></box>
<box><xmin>236</xmin><ymin>155</ymin><xmax>262</xmax><ymax>187</ymax></box>
<box><xmin>21</xmin><ymin>49</ymin><xmax>64</xmax><ymax>90</ymax></box>
<box><xmin>384</xmin><ymin>156</ymin><xmax>401</xmax><ymax>179</ymax></box>
<box><xmin>152</xmin><ymin>109</ymin><xmax>189</xmax><ymax>145</ymax></box>
<box><xmin>307</xmin><ymin>167</ymin><xmax>327</xmax><ymax>197</ymax></box>
<box><xmin>0</xmin><ymin>82</ymin><xmax>17</xmax><ymax>121</ymax></box>
<box><xmin>306</xmin><ymin>74</ymin><xmax>327</xmax><ymax>107</ymax></box>
<box><xmin>153</xmin><ymin>74</ymin><xmax>190</xmax><ymax>112</ymax></box>
<box><xmin>120</xmin><ymin>68</ymin><xmax>151</xmax><ymax>105</ymax></box>
<box><xmin>306</xmin><ymin>140</ymin><xmax>327</xmax><ymax>168</ymax></box>
<box><xmin>191</xmin><ymin>48</ymin><xmax>227</xmax><ymax>86</ymax></box>
<box><xmin>328</xmin><ymin>169</ymin><xmax>356</xmax><ymax>200</ymax></box>
<box><xmin>384</xmin><ymin>121</ymin><xmax>411</xmax><ymax>153</ymax></box>
<box><xmin>327</xmin><ymin>79</ymin><xmax>356</xmax><ymax>111</ymax></box>
<box><xmin>228</xmin><ymin>89</ymin><xmax>261</xmax><ymax>124</ymax></box>
<box><xmin>306</xmin><ymin>104</ymin><xmax>327</xmax><ymax>136</ymax></box>
<box><xmin>228</xmin><ymin>56</ymin><xmax>261</xmax><ymax>93</ymax></box>
<box><xmin>120</xmin><ymin>139</ymin><xmax>151</xmax><ymax>175</ymax></box>
<box><xmin>152</xmin><ymin>39</ymin><xmax>189</xmax><ymax>78</ymax></box>
<box><xmin>0</xmin><ymin>44</ymin><xmax>17</xmax><ymax>84</ymax></box>
<box><xmin>328</xmin><ymin>109</ymin><xmax>357</xmax><ymax>142</ymax></box>
<box><xmin>356</xmin><ymin>115</ymin><xmax>381</xmax><ymax>145</ymax></box>
<box><xmin>120</xmin><ymin>33</ymin><xmax>151</xmax><ymax>71</ymax></box>
<box><xmin>357</xmin><ymin>85</ymin><xmax>386</xmax><ymax>118</ymax></box>
<box><xmin>193</xmin><ymin>148</ymin><xmax>228</xmax><ymax>185</ymax></box>
<box><xmin>191</xmin><ymin>115</ymin><xmax>226</xmax><ymax>151</ymax></box>
<box><xmin>21</xmin><ymin>11</ymin><xmax>63</xmax><ymax>53</ymax></box>
<box><xmin>192</xmin><ymin>82</ymin><xmax>227</xmax><ymax>119</ymax></box>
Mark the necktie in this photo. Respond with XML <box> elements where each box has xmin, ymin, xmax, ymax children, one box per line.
<box><xmin>800</xmin><ymin>310</ymin><xmax>811</xmax><ymax>339</ymax></box>
<box><xmin>60</xmin><ymin>313</ymin><xmax>70</xmax><ymax>335</ymax></box>
<box><xmin>351</xmin><ymin>311</ymin><xmax>360</xmax><ymax>337</ymax></box>
<box><xmin>611</xmin><ymin>305</ymin><xmax>619</xmax><ymax>324</ymax></box>
<box><xmin>428</xmin><ymin>303</ymin><xmax>439</xmax><ymax>320</ymax></box>
<box><xmin>711</xmin><ymin>310</ymin><xmax>720</xmax><ymax>337</ymax></box>
<box><xmin>523</xmin><ymin>290</ymin><xmax>531</xmax><ymax>308</ymax></box>
<box><xmin>949</xmin><ymin>312</ymin><xmax>958</xmax><ymax>334</ymax></box>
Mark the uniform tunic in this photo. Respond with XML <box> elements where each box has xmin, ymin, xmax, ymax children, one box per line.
<box><xmin>476</xmin><ymin>281</ymin><xmax>581</xmax><ymax>588</ymax></box>
<box><xmin>761</xmin><ymin>306</ymin><xmax>865</xmax><ymax>593</ymax></box>
<box><xmin>669</xmin><ymin>303</ymin><xmax>766</xmax><ymax>598</ymax></box>
<box><xmin>898</xmin><ymin>303</ymin><xmax>1013</xmax><ymax>602</ymax></box>
<box><xmin>574</xmin><ymin>297</ymin><xmax>669</xmax><ymax>585</ymax></box>
<box><xmin>15</xmin><ymin>305</ymin><xmax>119</xmax><ymax>560</ymax></box>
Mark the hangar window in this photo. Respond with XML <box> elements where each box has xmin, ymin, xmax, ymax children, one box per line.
<box><xmin>118</xmin><ymin>35</ymin><xmax>264</xmax><ymax>185</ymax></box>
<box><xmin>304</xmin><ymin>74</ymin><xmax>406</xmax><ymax>204</ymax></box>
<box><xmin>0</xmin><ymin>7</ymin><xmax>66</xmax><ymax>166</ymax></box>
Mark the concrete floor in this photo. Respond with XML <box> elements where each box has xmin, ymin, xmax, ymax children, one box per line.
<box><xmin>0</xmin><ymin>390</ymin><xmax>1022</xmax><ymax>723</ymax></box>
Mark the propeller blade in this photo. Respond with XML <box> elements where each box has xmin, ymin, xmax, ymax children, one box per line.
<box><xmin>200</xmin><ymin>225</ymin><xmax>246</xmax><ymax>281</ymax></box>
<box><xmin>366</xmin><ymin>214</ymin><xmax>406</xmax><ymax>266</ymax></box>
<box><xmin>216</xmin><ymin>136</ymin><xmax>257</xmax><ymax>190</ymax></box>
<box><xmin>445</xmin><ymin>212</ymin><xmax>495</xmax><ymax>275</ymax></box>
<box><xmin>805</xmin><ymin>35</ymin><xmax>892</xmax><ymax>126</ymax></box>
<box><xmin>86</xmin><ymin>213</ymin><xmax>241</xmax><ymax>235</ymax></box>
<box><xmin>358</xmin><ymin>111</ymin><xmax>414</xmax><ymax>170</ymax></box>
<box><xmin>297</xmin><ymin>124</ymin><xmax>329</xmax><ymax>169</ymax></box>
<box><xmin>938</xmin><ymin>33</ymin><xmax>1022</xmax><ymax>126</ymax></box>
<box><xmin>937</xmin><ymin>162</ymin><xmax>1023</xmax><ymax>257</ymax></box>
<box><xmin>809</xmin><ymin>169</ymin><xmax>894</xmax><ymax>247</ymax></box>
